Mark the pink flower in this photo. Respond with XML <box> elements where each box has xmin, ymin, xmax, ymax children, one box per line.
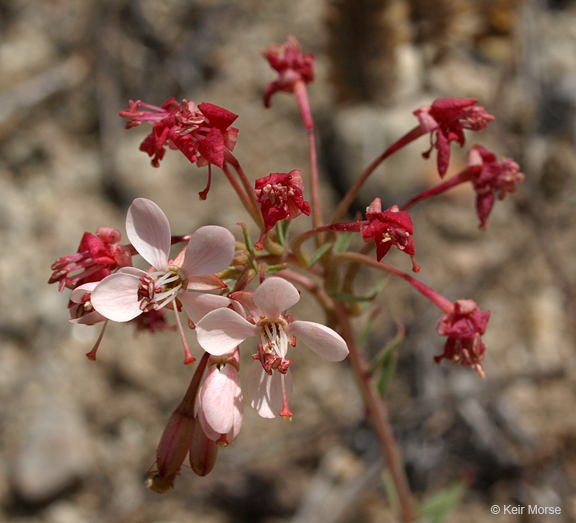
<box><xmin>414</xmin><ymin>98</ymin><xmax>495</xmax><ymax>177</ymax></box>
<box><xmin>195</xmin><ymin>277</ymin><xmax>349</xmax><ymax>419</ymax></box>
<box><xmin>361</xmin><ymin>199</ymin><xmax>420</xmax><ymax>272</ymax></box>
<box><xmin>119</xmin><ymin>99</ymin><xmax>239</xmax><ymax>175</ymax></box>
<box><xmin>262</xmin><ymin>36</ymin><xmax>315</xmax><ymax>107</ymax></box>
<box><xmin>90</xmin><ymin>198</ymin><xmax>236</xmax><ymax>363</ymax></box>
<box><xmin>434</xmin><ymin>299</ymin><xmax>491</xmax><ymax>378</ymax></box>
<box><xmin>49</xmin><ymin>227</ymin><xmax>131</xmax><ymax>292</ymax></box>
<box><xmin>68</xmin><ymin>282</ymin><xmax>107</xmax><ymax>325</ymax></box>
<box><xmin>91</xmin><ymin>198</ymin><xmax>235</xmax><ymax>324</ymax></box>
<box><xmin>254</xmin><ymin>169</ymin><xmax>311</xmax><ymax>249</ymax></box>
<box><xmin>466</xmin><ymin>145</ymin><xmax>525</xmax><ymax>228</ymax></box>
<box><xmin>198</xmin><ymin>350</ymin><xmax>243</xmax><ymax>446</ymax></box>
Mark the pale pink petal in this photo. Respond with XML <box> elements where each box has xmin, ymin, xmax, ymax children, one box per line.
<box><xmin>230</xmin><ymin>291</ymin><xmax>262</xmax><ymax>319</ymax></box>
<box><xmin>91</xmin><ymin>272</ymin><xmax>142</xmax><ymax>322</ymax></box>
<box><xmin>69</xmin><ymin>308</ymin><xmax>107</xmax><ymax>325</ymax></box>
<box><xmin>126</xmin><ymin>198</ymin><xmax>170</xmax><ymax>271</ymax></box>
<box><xmin>197</xmin><ymin>391</ymin><xmax>220</xmax><ymax>442</ymax></box>
<box><xmin>228</xmin><ymin>385</ymin><xmax>244</xmax><ymax>443</ymax></box>
<box><xmin>116</xmin><ymin>267</ymin><xmax>148</xmax><ymax>277</ymax></box>
<box><xmin>196</xmin><ymin>308</ymin><xmax>259</xmax><ymax>355</ymax></box>
<box><xmin>246</xmin><ymin>362</ymin><xmax>292</xmax><ymax>418</ymax></box>
<box><xmin>70</xmin><ymin>282</ymin><xmax>99</xmax><ymax>303</ymax></box>
<box><xmin>69</xmin><ymin>283</ymin><xmax>107</xmax><ymax>324</ymax></box>
<box><xmin>186</xmin><ymin>274</ymin><xmax>227</xmax><ymax>291</ymax></box>
<box><xmin>179</xmin><ymin>292</ymin><xmax>233</xmax><ymax>325</ymax></box>
<box><xmin>253</xmin><ymin>278</ymin><xmax>300</xmax><ymax>320</ymax></box>
<box><xmin>200</xmin><ymin>365</ymin><xmax>238</xmax><ymax>437</ymax></box>
<box><xmin>285</xmin><ymin>321</ymin><xmax>349</xmax><ymax>362</ymax></box>
<box><xmin>180</xmin><ymin>225</ymin><xmax>235</xmax><ymax>277</ymax></box>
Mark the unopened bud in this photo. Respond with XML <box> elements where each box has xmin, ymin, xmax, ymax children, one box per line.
<box><xmin>189</xmin><ymin>417</ymin><xmax>219</xmax><ymax>477</ymax></box>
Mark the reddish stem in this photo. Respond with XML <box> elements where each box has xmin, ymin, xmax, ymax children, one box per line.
<box><xmin>334</xmin><ymin>252</ymin><xmax>454</xmax><ymax>314</ymax></box>
<box><xmin>400</xmin><ymin>169</ymin><xmax>474</xmax><ymax>211</ymax></box>
<box><xmin>332</xmin><ymin>126</ymin><xmax>426</xmax><ymax>224</ymax></box>
<box><xmin>293</xmin><ymin>80</ymin><xmax>324</xmax><ymax>238</ymax></box>
<box><xmin>334</xmin><ymin>302</ymin><xmax>416</xmax><ymax>522</ymax></box>
<box><xmin>221</xmin><ymin>164</ymin><xmax>262</xmax><ymax>227</ymax></box>
<box><xmin>227</xmin><ymin>155</ymin><xmax>265</xmax><ymax>229</ymax></box>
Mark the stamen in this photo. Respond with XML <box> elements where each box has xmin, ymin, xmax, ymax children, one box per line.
<box><xmin>173</xmin><ymin>308</ymin><xmax>196</xmax><ymax>365</ymax></box>
<box><xmin>86</xmin><ymin>321</ymin><xmax>109</xmax><ymax>361</ymax></box>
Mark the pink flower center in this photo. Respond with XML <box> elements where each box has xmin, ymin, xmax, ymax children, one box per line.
<box><xmin>256</xmin><ymin>183</ymin><xmax>295</xmax><ymax>207</ymax></box>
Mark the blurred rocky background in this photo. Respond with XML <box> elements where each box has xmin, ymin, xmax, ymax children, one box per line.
<box><xmin>2</xmin><ymin>0</ymin><xmax>576</xmax><ymax>521</ymax></box>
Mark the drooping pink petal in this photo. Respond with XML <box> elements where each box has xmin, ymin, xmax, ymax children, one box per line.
<box><xmin>230</xmin><ymin>291</ymin><xmax>262</xmax><ymax>319</ymax></box>
<box><xmin>246</xmin><ymin>362</ymin><xmax>292</xmax><ymax>418</ymax></box>
<box><xmin>69</xmin><ymin>283</ymin><xmax>108</xmax><ymax>325</ymax></box>
<box><xmin>186</xmin><ymin>274</ymin><xmax>227</xmax><ymax>291</ymax></box>
<box><xmin>228</xmin><ymin>384</ymin><xmax>244</xmax><ymax>444</ymax></box>
<box><xmin>91</xmin><ymin>272</ymin><xmax>143</xmax><ymax>322</ymax></box>
<box><xmin>180</xmin><ymin>226</ymin><xmax>236</xmax><ymax>278</ymax></box>
<box><xmin>253</xmin><ymin>278</ymin><xmax>300</xmax><ymax>320</ymax></box>
<box><xmin>196</xmin><ymin>308</ymin><xmax>259</xmax><ymax>355</ymax></box>
<box><xmin>178</xmin><ymin>292</ymin><xmax>234</xmax><ymax>325</ymax></box>
<box><xmin>200</xmin><ymin>365</ymin><xmax>239</xmax><ymax>436</ymax></box>
<box><xmin>285</xmin><ymin>321</ymin><xmax>349</xmax><ymax>362</ymax></box>
<box><xmin>126</xmin><ymin>198</ymin><xmax>171</xmax><ymax>271</ymax></box>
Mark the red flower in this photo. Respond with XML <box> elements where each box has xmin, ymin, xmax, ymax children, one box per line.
<box><xmin>414</xmin><ymin>98</ymin><xmax>495</xmax><ymax>178</ymax></box>
<box><xmin>49</xmin><ymin>228</ymin><xmax>131</xmax><ymax>292</ymax></box>
<box><xmin>254</xmin><ymin>169</ymin><xmax>311</xmax><ymax>249</ymax></box>
<box><xmin>262</xmin><ymin>36</ymin><xmax>315</xmax><ymax>108</ymax></box>
<box><xmin>361</xmin><ymin>199</ymin><xmax>420</xmax><ymax>271</ymax></box>
<box><xmin>467</xmin><ymin>145</ymin><xmax>525</xmax><ymax>228</ymax></box>
<box><xmin>119</xmin><ymin>99</ymin><xmax>239</xmax><ymax>170</ymax></box>
<box><xmin>434</xmin><ymin>299</ymin><xmax>491</xmax><ymax>378</ymax></box>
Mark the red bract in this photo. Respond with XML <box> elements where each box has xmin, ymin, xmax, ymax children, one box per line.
<box><xmin>262</xmin><ymin>36</ymin><xmax>315</xmax><ymax>108</ymax></box>
<box><xmin>434</xmin><ymin>299</ymin><xmax>491</xmax><ymax>378</ymax></box>
<box><xmin>361</xmin><ymin>199</ymin><xmax>420</xmax><ymax>272</ymax></box>
<box><xmin>49</xmin><ymin>227</ymin><xmax>131</xmax><ymax>292</ymax></box>
<box><xmin>414</xmin><ymin>98</ymin><xmax>495</xmax><ymax>178</ymax></box>
<box><xmin>467</xmin><ymin>145</ymin><xmax>525</xmax><ymax>229</ymax></box>
<box><xmin>119</xmin><ymin>99</ymin><xmax>239</xmax><ymax>171</ymax></box>
<box><xmin>254</xmin><ymin>169</ymin><xmax>311</xmax><ymax>249</ymax></box>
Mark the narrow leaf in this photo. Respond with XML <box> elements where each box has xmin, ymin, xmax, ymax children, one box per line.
<box><xmin>417</xmin><ymin>481</ymin><xmax>468</xmax><ymax>523</ymax></box>
<box><xmin>309</xmin><ymin>242</ymin><xmax>334</xmax><ymax>267</ymax></box>
<box><xmin>333</xmin><ymin>232</ymin><xmax>355</xmax><ymax>252</ymax></box>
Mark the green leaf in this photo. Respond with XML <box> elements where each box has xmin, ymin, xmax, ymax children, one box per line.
<box><xmin>376</xmin><ymin>350</ymin><xmax>397</xmax><ymax>397</ymax></box>
<box><xmin>309</xmin><ymin>242</ymin><xmax>334</xmax><ymax>267</ymax></box>
<box><xmin>333</xmin><ymin>232</ymin><xmax>355</xmax><ymax>252</ymax></box>
<box><xmin>381</xmin><ymin>470</ymin><xmax>400</xmax><ymax>515</ymax></box>
<box><xmin>266</xmin><ymin>264</ymin><xmax>288</xmax><ymax>275</ymax></box>
<box><xmin>370</xmin><ymin>325</ymin><xmax>405</xmax><ymax>373</ymax></box>
<box><xmin>417</xmin><ymin>481</ymin><xmax>467</xmax><ymax>523</ymax></box>
<box><xmin>358</xmin><ymin>308</ymin><xmax>381</xmax><ymax>348</ymax></box>
<box><xmin>330</xmin><ymin>292</ymin><xmax>376</xmax><ymax>303</ymax></box>
<box><xmin>358</xmin><ymin>277</ymin><xmax>389</xmax><ymax>313</ymax></box>
<box><xmin>238</xmin><ymin>223</ymin><xmax>255</xmax><ymax>256</ymax></box>
<box><xmin>275</xmin><ymin>220</ymin><xmax>291</xmax><ymax>247</ymax></box>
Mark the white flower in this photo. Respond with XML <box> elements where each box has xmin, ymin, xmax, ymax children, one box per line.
<box><xmin>195</xmin><ymin>277</ymin><xmax>348</xmax><ymax>418</ymax></box>
<box><xmin>90</xmin><ymin>198</ymin><xmax>236</xmax><ymax>363</ymax></box>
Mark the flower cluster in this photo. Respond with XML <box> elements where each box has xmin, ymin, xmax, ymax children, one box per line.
<box><xmin>434</xmin><ymin>299</ymin><xmax>491</xmax><ymax>378</ymax></box>
<box><xmin>414</xmin><ymin>98</ymin><xmax>495</xmax><ymax>177</ymax></box>
<box><xmin>254</xmin><ymin>169</ymin><xmax>311</xmax><ymax>249</ymax></box>
<box><xmin>48</xmin><ymin>36</ymin><xmax>527</xmax><ymax>503</ymax></box>
<box><xmin>467</xmin><ymin>145</ymin><xmax>525</xmax><ymax>228</ymax></box>
<box><xmin>119</xmin><ymin>99</ymin><xmax>239</xmax><ymax>199</ymax></box>
<box><xmin>262</xmin><ymin>35</ymin><xmax>315</xmax><ymax>107</ymax></box>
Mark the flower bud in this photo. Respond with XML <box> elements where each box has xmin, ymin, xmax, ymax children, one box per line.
<box><xmin>189</xmin><ymin>418</ymin><xmax>219</xmax><ymax>477</ymax></box>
